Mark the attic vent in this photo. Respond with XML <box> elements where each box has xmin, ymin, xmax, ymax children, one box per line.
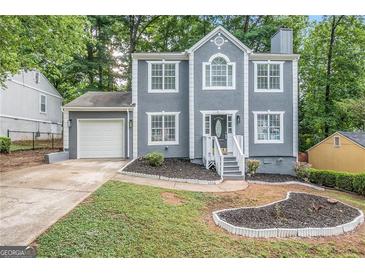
<box><xmin>35</xmin><ymin>72</ymin><xmax>40</xmax><ymax>84</ymax></box>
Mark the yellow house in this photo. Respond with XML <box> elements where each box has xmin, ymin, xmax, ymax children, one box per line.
<box><xmin>307</xmin><ymin>131</ymin><xmax>365</xmax><ymax>173</ymax></box>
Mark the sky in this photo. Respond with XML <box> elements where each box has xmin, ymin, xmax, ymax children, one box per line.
<box><xmin>309</xmin><ymin>15</ymin><xmax>324</xmax><ymax>22</ymax></box>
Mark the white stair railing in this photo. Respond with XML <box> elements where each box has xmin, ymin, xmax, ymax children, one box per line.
<box><xmin>232</xmin><ymin>135</ymin><xmax>245</xmax><ymax>176</ymax></box>
<box><xmin>212</xmin><ymin>136</ymin><xmax>224</xmax><ymax>176</ymax></box>
<box><xmin>202</xmin><ymin>136</ymin><xmax>213</xmax><ymax>168</ymax></box>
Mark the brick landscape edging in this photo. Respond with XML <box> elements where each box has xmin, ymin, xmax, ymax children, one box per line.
<box><xmin>212</xmin><ymin>191</ymin><xmax>364</xmax><ymax>238</ymax></box>
<box><xmin>119</xmin><ymin>159</ymin><xmax>223</xmax><ymax>185</ymax></box>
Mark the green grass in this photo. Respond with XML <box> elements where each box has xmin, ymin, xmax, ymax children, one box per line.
<box><xmin>36</xmin><ymin>181</ymin><xmax>365</xmax><ymax>258</ymax></box>
<box><xmin>10</xmin><ymin>143</ymin><xmax>34</xmax><ymax>152</ymax></box>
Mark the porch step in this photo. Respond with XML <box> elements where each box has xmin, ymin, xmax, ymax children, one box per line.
<box><xmin>223</xmin><ymin>156</ymin><xmax>236</xmax><ymax>161</ymax></box>
<box><xmin>224</xmin><ymin>161</ymin><xmax>238</xmax><ymax>167</ymax></box>
<box><xmin>224</xmin><ymin>166</ymin><xmax>240</xmax><ymax>171</ymax></box>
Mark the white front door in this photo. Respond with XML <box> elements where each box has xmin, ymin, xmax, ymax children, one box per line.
<box><xmin>78</xmin><ymin>119</ymin><xmax>124</xmax><ymax>159</ymax></box>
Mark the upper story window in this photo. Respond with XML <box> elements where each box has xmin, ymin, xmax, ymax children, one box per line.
<box><xmin>254</xmin><ymin>61</ymin><xmax>284</xmax><ymax>92</ymax></box>
<box><xmin>39</xmin><ymin>94</ymin><xmax>47</xmax><ymax>113</ymax></box>
<box><xmin>253</xmin><ymin>111</ymin><xmax>284</xmax><ymax>144</ymax></box>
<box><xmin>147</xmin><ymin>61</ymin><xmax>180</xmax><ymax>93</ymax></box>
<box><xmin>203</xmin><ymin>53</ymin><xmax>236</xmax><ymax>90</ymax></box>
<box><xmin>35</xmin><ymin>72</ymin><xmax>40</xmax><ymax>84</ymax></box>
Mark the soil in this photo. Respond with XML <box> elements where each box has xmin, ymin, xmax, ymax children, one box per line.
<box><xmin>0</xmin><ymin>149</ymin><xmax>59</xmax><ymax>173</ymax></box>
<box><xmin>217</xmin><ymin>192</ymin><xmax>361</xmax><ymax>229</ymax></box>
<box><xmin>125</xmin><ymin>158</ymin><xmax>221</xmax><ymax>181</ymax></box>
<box><xmin>248</xmin><ymin>173</ymin><xmax>300</xmax><ymax>183</ymax></box>
<box><xmin>161</xmin><ymin>192</ymin><xmax>185</xmax><ymax>205</ymax></box>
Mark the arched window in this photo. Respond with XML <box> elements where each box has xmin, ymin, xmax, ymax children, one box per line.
<box><xmin>203</xmin><ymin>54</ymin><xmax>235</xmax><ymax>89</ymax></box>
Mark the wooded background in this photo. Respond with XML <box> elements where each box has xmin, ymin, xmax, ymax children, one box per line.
<box><xmin>0</xmin><ymin>15</ymin><xmax>364</xmax><ymax>151</ymax></box>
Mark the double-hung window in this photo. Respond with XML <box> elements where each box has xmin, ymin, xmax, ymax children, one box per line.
<box><xmin>254</xmin><ymin>61</ymin><xmax>284</xmax><ymax>92</ymax></box>
<box><xmin>148</xmin><ymin>61</ymin><xmax>179</xmax><ymax>93</ymax></box>
<box><xmin>254</xmin><ymin>111</ymin><xmax>284</xmax><ymax>143</ymax></box>
<box><xmin>40</xmin><ymin>94</ymin><xmax>47</xmax><ymax>113</ymax></box>
<box><xmin>147</xmin><ymin>112</ymin><xmax>180</xmax><ymax>145</ymax></box>
<box><xmin>203</xmin><ymin>54</ymin><xmax>235</xmax><ymax>90</ymax></box>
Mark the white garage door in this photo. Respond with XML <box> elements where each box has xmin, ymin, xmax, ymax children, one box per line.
<box><xmin>78</xmin><ymin>119</ymin><xmax>124</xmax><ymax>158</ymax></box>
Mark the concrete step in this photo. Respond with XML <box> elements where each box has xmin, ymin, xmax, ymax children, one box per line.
<box><xmin>223</xmin><ymin>174</ymin><xmax>245</xmax><ymax>180</ymax></box>
<box><xmin>223</xmin><ymin>170</ymin><xmax>243</xmax><ymax>175</ymax></box>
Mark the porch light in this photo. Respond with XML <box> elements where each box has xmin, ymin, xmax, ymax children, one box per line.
<box><xmin>129</xmin><ymin>119</ymin><xmax>133</xmax><ymax>128</ymax></box>
<box><xmin>236</xmin><ymin>114</ymin><xmax>241</xmax><ymax>124</ymax></box>
<box><xmin>67</xmin><ymin>119</ymin><xmax>72</xmax><ymax>128</ymax></box>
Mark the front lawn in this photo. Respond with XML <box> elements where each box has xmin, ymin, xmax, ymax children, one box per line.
<box><xmin>36</xmin><ymin>182</ymin><xmax>365</xmax><ymax>258</ymax></box>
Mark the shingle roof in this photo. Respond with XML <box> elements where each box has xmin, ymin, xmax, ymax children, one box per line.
<box><xmin>64</xmin><ymin>91</ymin><xmax>132</xmax><ymax>108</ymax></box>
<box><xmin>339</xmin><ymin>131</ymin><xmax>365</xmax><ymax>148</ymax></box>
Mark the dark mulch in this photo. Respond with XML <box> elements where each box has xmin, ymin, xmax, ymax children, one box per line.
<box><xmin>248</xmin><ymin>173</ymin><xmax>300</xmax><ymax>183</ymax></box>
<box><xmin>124</xmin><ymin>158</ymin><xmax>221</xmax><ymax>181</ymax></box>
<box><xmin>217</xmin><ymin>192</ymin><xmax>361</xmax><ymax>229</ymax></box>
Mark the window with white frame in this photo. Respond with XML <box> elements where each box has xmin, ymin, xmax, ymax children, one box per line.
<box><xmin>148</xmin><ymin>61</ymin><xmax>179</xmax><ymax>93</ymax></box>
<box><xmin>227</xmin><ymin>115</ymin><xmax>233</xmax><ymax>133</ymax></box>
<box><xmin>254</xmin><ymin>111</ymin><xmax>284</xmax><ymax>143</ymax></box>
<box><xmin>204</xmin><ymin>115</ymin><xmax>211</xmax><ymax>135</ymax></box>
<box><xmin>147</xmin><ymin>112</ymin><xmax>179</xmax><ymax>145</ymax></box>
<box><xmin>254</xmin><ymin>61</ymin><xmax>284</xmax><ymax>92</ymax></box>
<box><xmin>40</xmin><ymin>94</ymin><xmax>47</xmax><ymax>113</ymax></box>
<box><xmin>203</xmin><ymin>54</ymin><xmax>235</xmax><ymax>89</ymax></box>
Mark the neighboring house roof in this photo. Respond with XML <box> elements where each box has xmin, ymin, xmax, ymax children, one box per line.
<box><xmin>338</xmin><ymin>131</ymin><xmax>365</xmax><ymax>148</ymax></box>
<box><xmin>63</xmin><ymin>91</ymin><xmax>132</xmax><ymax>109</ymax></box>
<box><xmin>307</xmin><ymin>131</ymin><xmax>365</xmax><ymax>151</ymax></box>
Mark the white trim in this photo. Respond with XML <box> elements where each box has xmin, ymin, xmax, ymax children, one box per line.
<box><xmin>307</xmin><ymin>131</ymin><xmax>365</xmax><ymax>152</ymax></box>
<box><xmin>0</xmin><ymin>114</ymin><xmax>61</xmax><ymax>125</ymax></box>
<box><xmin>253</xmin><ymin>111</ymin><xmax>285</xmax><ymax>144</ymax></box>
<box><xmin>62</xmin><ymin>106</ymin><xmax>134</xmax><ymax>111</ymax></box>
<box><xmin>39</xmin><ymin>94</ymin><xmax>47</xmax><ymax>114</ymax></box>
<box><xmin>10</xmin><ymin>79</ymin><xmax>63</xmax><ymax>99</ymax></box>
<box><xmin>146</xmin><ymin>111</ymin><xmax>180</xmax><ymax>146</ymax></box>
<box><xmin>132</xmin><ymin>52</ymin><xmax>188</xmax><ymax>60</ymax></box>
<box><xmin>127</xmin><ymin>110</ymin><xmax>130</xmax><ymax>158</ymax></box>
<box><xmin>76</xmin><ymin>118</ymin><xmax>125</xmax><ymax>159</ymax></box>
<box><xmin>202</xmin><ymin>53</ymin><xmax>236</xmax><ymax>90</ymax></box>
<box><xmin>200</xmin><ymin>110</ymin><xmax>238</xmax><ymax>115</ymax></box>
<box><xmin>132</xmin><ymin>58</ymin><xmax>138</xmax><ymax>158</ymax></box>
<box><xmin>188</xmin><ymin>26</ymin><xmax>252</xmax><ymax>54</ymax></box>
<box><xmin>147</xmin><ymin>61</ymin><xmax>180</xmax><ymax>93</ymax></box>
<box><xmin>63</xmin><ymin>110</ymin><xmax>69</xmax><ymax>150</ymax></box>
<box><xmin>292</xmin><ymin>59</ymin><xmax>298</xmax><ymax>159</ymax></box>
<box><xmin>189</xmin><ymin>52</ymin><xmax>195</xmax><ymax>159</ymax></box>
<box><xmin>253</xmin><ymin>61</ymin><xmax>284</xmax><ymax>93</ymax></box>
<box><xmin>250</xmin><ymin>53</ymin><xmax>300</xmax><ymax>61</ymax></box>
<box><xmin>201</xmin><ymin>111</ymin><xmax>237</xmax><ymax>138</ymax></box>
<box><xmin>243</xmin><ymin>52</ymin><xmax>249</xmax><ymax>156</ymax></box>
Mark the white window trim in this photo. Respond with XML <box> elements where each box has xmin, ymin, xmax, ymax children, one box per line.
<box><xmin>200</xmin><ymin>110</ymin><xmax>237</xmax><ymax>137</ymax></box>
<box><xmin>334</xmin><ymin>136</ymin><xmax>341</xmax><ymax>148</ymax></box>
<box><xmin>202</xmin><ymin>53</ymin><xmax>236</xmax><ymax>90</ymax></box>
<box><xmin>253</xmin><ymin>111</ymin><xmax>285</xmax><ymax>144</ymax></box>
<box><xmin>147</xmin><ymin>61</ymin><xmax>180</xmax><ymax>93</ymax></box>
<box><xmin>39</xmin><ymin>94</ymin><xmax>47</xmax><ymax>114</ymax></box>
<box><xmin>147</xmin><ymin>111</ymin><xmax>180</xmax><ymax>146</ymax></box>
<box><xmin>253</xmin><ymin>61</ymin><xmax>284</xmax><ymax>93</ymax></box>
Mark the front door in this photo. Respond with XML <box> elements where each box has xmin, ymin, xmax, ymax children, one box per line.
<box><xmin>211</xmin><ymin>115</ymin><xmax>227</xmax><ymax>152</ymax></box>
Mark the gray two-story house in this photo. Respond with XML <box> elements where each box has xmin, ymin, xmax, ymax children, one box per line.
<box><xmin>63</xmin><ymin>26</ymin><xmax>299</xmax><ymax>178</ymax></box>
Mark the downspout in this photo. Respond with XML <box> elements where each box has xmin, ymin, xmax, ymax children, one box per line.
<box><xmin>127</xmin><ymin>110</ymin><xmax>130</xmax><ymax>158</ymax></box>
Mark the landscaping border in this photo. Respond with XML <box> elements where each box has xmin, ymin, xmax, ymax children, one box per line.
<box><xmin>247</xmin><ymin>180</ymin><xmax>325</xmax><ymax>191</ymax></box>
<box><xmin>212</xmin><ymin>191</ymin><xmax>364</xmax><ymax>238</ymax></box>
<box><xmin>119</xmin><ymin>159</ymin><xmax>223</xmax><ymax>185</ymax></box>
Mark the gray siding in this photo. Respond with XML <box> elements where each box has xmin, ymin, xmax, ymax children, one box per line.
<box><xmin>193</xmin><ymin>33</ymin><xmax>246</xmax><ymax>159</ymax></box>
<box><xmin>248</xmin><ymin>156</ymin><xmax>296</xmax><ymax>175</ymax></box>
<box><xmin>68</xmin><ymin>111</ymin><xmax>133</xmax><ymax>159</ymax></box>
<box><xmin>248</xmin><ymin>61</ymin><xmax>294</xmax><ymax>157</ymax></box>
<box><xmin>137</xmin><ymin>60</ymin><xmax>189</xmax><ymax>158</ymax></box>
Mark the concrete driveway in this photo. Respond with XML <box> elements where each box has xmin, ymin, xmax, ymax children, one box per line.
<box><xmin>0</xmin><ymin>159</ymin><xmax>126</xmax><ymax>245</ymax></box>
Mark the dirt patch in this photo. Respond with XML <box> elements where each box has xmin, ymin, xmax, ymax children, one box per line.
<box><xmin>217</xmin><ymin>192</ymin><xmax>361</xmax><ymax>229</ymax></box>
<box><xmin>125</xmin><ymin>158</ymin><xmax>221</xmax><ymax>181</ymax></box>
<box><xmin>0</xmin><ymin>149</ymin><xmax>59</xmax><ymax>173</ymax></box>
<box><xmin>161</xmin><ymin>192</ymin><xmax>185</xmax><ymax>205</ymax></box>
<box><xmin>249</xmin><ymin>173</ymin><xmax>300</xmax><ymax>183</ymax></box>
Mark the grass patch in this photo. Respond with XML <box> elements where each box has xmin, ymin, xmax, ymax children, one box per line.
<box><xmin>36</xmin><ymin>181</ymin><xmax>365</xmax><ymax>258</ymax></box>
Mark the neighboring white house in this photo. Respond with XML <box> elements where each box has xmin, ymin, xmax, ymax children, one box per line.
<box><xmin>0</xmin><ymin>70</ymin><xmax>63</xmax><ymax>140</ymax></box>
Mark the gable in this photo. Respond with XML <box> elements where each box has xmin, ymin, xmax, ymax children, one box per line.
<box><xmin>187</xmin><ymin>26</ymin><xmax>252</xmax><ymax>54</ymax></box>
<box><xmin>307</xmin><ymin>132</ymin><xmax>365</xmax><ymax>152</ymax></box>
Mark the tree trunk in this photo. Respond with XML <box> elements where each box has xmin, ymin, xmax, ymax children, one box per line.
<box><xmin>243</xmin><ymin>16</ymin><xmax>250</xmax><ymax>33</ymax></box>
<box><xmin>324</xmin><ymin>16</ymin><xmax>343</xmax><ymax>136</ymax></box>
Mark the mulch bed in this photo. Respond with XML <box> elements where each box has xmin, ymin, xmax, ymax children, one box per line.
<box><xmin>248</xmin><ymin>173</ymin><xmax>300</xmax><ymax>183</ymax></box>
<box><xmin>217</xmin><ymin>192</ymin><xmax>361</xmax><ymax>229</ymax></box>
<box><xmin>0</xmin><ymin>149</ymin><xmax>59</xmax><ymax>173</ymax></box>
<box><xmin>124</xmin><ymin>158</ymin><xmax>221</xmax><ymax>181</ymax></box>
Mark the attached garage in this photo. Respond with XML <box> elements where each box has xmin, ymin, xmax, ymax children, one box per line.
<box><xmin>77</xmin><ymin>119</ymin><xmax>125</xmax><ymax>159</ymax></box>
<box><xmin>63</xmin><ymin>92</ymin><xmax>134</xmax><ymax>159</ymax></box>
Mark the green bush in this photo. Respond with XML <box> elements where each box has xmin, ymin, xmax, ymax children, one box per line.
<box><xmin>144</xmin><ymin>152</ymin><xmax>164</xmax><ymax>167</ymax></box>
<box><xmin>294</xmin><ymin>162</ymin><xmax>311</xmax><ymax>181</ymax></box>
<box><xmin>247</xmin><ymin>159</ymin><xmax>260</xmax><ymax>177</ymax></box>
<box><xmin>306</xmin><ymin>168</ymin><xmax>365</xmax><ymax>196</ymax></box>
<box><xmin>0</xmin><ymin>136</ymin><xmax>11</xmax><ymax>153</ymax></box>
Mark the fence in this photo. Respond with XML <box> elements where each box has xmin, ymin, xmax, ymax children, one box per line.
<box><xmin>7</xmin><ymin>130</ymin><xmax>63</xmax><ymax>151</ymax></box>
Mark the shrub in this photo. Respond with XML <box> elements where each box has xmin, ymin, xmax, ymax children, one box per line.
<box><xmin>335</xmin><ymin>172</ymin><xmax>355</xmax><ymax>192</ymax></box>
<box><xmin>294</xmin><ymin>162</ymin><xmax>311</xmax><ymax>181</ymax></box>
<box><xmin>0</xmin><ymin>136</ymin><xmax>11</xmax><ymax>153</ymax></box>
<box><xmin>247</xmin><ymin>159</ymin><xmax>260</xmax><ymax>177</ymax></box>
<box><xmin>352</xmin><ymin>174</ymin><xmax>365</xmax><ymax>196</ymax></box>
<box><xmin>144</xmin><ymin>152</ymin><xmax>164</xmax><ymax>167</ymax></box>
